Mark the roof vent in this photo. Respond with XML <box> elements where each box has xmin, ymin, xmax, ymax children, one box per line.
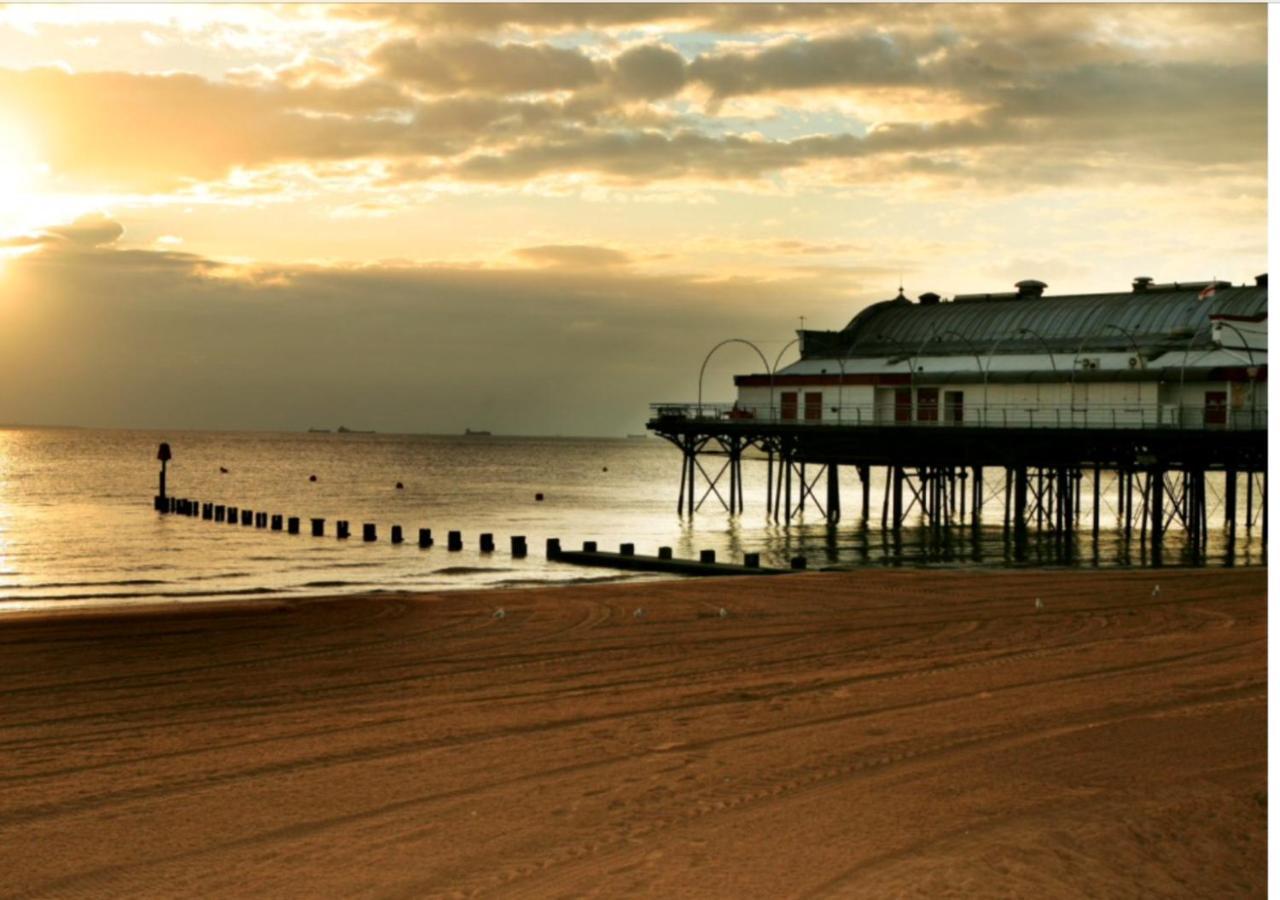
<box><xmin>1257</xmin><ymin>273</ymin><xmax>1268</xmax><ymax>288</ymax></box>
<box><xmin>1015</xmin><ymin>279</ymin><xmax>1047</xmax><ymax>298</ymax></box>
<box><xmin>1132</xmin><ymin>276</ymin><xmax>1154</xmax><ymax>292</ymax></box>
<box><xmin>918</xmin><ymin>291</ymin><xmax>941</xmax><ymax>305</ymax></box>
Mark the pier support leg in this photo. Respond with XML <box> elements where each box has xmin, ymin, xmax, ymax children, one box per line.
<box><xmin>1225</xmin><ymin>467</ymin><xmax>1237</xmax><ymax>560</ymax></box>
<box><xmin>859</xmin><ymin>465</ymin><xmax>870</xmax><ymax>523</ymax></box>
<box><xmin>1092</xmin><ymin>464</ymin><xmax>1101</xmax><ymax>545</ymax></box>
<box><xmin>826</xmin><ymin>463</ymin><xmax>841</xmax><ymax>525</ymax></box>
<box><xmin>766</xmin><ymin>450</ymin><xmax>773</xmax><ymax>518</ymax></box>
<box><xmin>1150</xmin><ymin>467</ymin><xmax>1164</xmax><ymax>566</ymax></box>
<box><xmin>891</xmin><ymin>466</ymin><xmax>904</xmax><ymax>532</ymax></box>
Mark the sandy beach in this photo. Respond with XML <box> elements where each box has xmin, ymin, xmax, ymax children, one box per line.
<box><xmin>0</xmin><ymin>568</ymin><xmax>1265</xmax><ymax>898</ymax></box>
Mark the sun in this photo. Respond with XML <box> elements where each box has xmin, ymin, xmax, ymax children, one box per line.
<box><xmin>0</xmin><ymin>114</ymin><xmax>54</xmax><ymax>233</ymax></box>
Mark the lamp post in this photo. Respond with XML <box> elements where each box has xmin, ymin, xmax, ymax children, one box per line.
<box><xmin>771</xmin><ymin>337</ymin><xmax>800</xmax><ymax>421</ymax></box>
<box><xmin>1214</xmin><ymin>320</ymin><xmax>1259</xmax><ymax>429</ymax></box>
<box><xmin>934</xmin><ymin>329</ymin><xmax>987</xmax><ymax>425</ymax></box>
<box><xmin>698</xmin><ymin>338</ymin><xmax>772</xmax><ymax>419</ymax></box>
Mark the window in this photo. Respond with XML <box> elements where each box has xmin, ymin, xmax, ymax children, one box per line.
<box><xmin>804</xmin><ymin>392</ymin><xmax>823</xmax><ymax>421</ymax></box>
<box><xmin>944</xmin><ymin>390</ymin><xmax>964</xmax><ymax>424</ymax></box>
<box><xmin>781</xmin><ymin>391</ymin><xmax>798</xmax><ymax>420</ymax></box>
<box><xmin>917</xmin><ymin>388</ymin><xmax>939</xmax><ymax>422</ymax></box>
<box><xmin>894</xmin><ymin>388</ymin><xmax>912</xmax><ymax>423</ymax></box>
<box><xmin>1204</xmin><ymin>390</ymin><xmax>1227</xmax><ymax>427</ymax></box>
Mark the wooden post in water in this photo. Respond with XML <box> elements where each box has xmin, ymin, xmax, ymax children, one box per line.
<box><xmin>619</xmin><ymin>542</ymin><xmax>635</xmax><ymax>555</ymax></box>
<box><xmin>287</xmin><ymin>517</ymin><xmax>300</xmax><ymax>535</ymax></box>
<box><xmin>743</xmin><ymin>552</ymin><xmax>760</xmax><ymax>567</ymax></box>
<box><xmin>658</xmin><ymin>546</ymin><xmax>673</xmax><ymax>559</ymax></box>
<box><xmin>390</xmin><ymin>525</ymin><xmax>403</xmax><ymax>544</ymax></box>
<box><xmin>480</xmin><ymin>533</ymin><xmax>494</xmax><ymax>552</ymax></box>
<box><xmin>311</xmin><ymin>518</ymin><xmax>325</xmax><ymax>537</ymax></box>
<box><xmin>545</xmin><ymin>538</ymin><xmax>561</xmax><ymax>558</ymax></box>
<box><xmin>700</xmin><ymin>549</ymin><xmax>716</xmax><ymax>564</ymax></box>
<box><xmin>270</xmin><ymin>514</ymin><xmax>283</xmax><ymax>531</ymax></box>
<box><xmin>156</xmin><ymin>442</ymin><xmax>171</xmax><ymax>509</ymax></box>
<box><xmin>336</xmin><ymin>520</ymin><xmax>350</xmax><ymax>539</ymax></box>
<box><xmin>419</xmin><ymin>528</ymin><xmax>434</xmax><ymax>547</ymax></box>
<box><xmin>511</xmin><ymin>536</ymin><xmax>527</xmax><ymax>557</ymax></box>
<box><xmin>448</xmin><ymin>531</ymin><xmax>463</xmax><ymax>551</ymax></box>
<box><xmin>362</xmin><ymin>523</ymin><xmax>377</xmax><ymax>542</ymax></box>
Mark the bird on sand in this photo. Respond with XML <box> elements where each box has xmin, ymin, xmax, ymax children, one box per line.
<box><xmin>219</xmin><ymin>466</ymin><xmax>229</xmax><ymax>474</ymax></box>
<box><xmin>718</xmin><ymin>607</ymin><xmax>729</xmax><ymax>618</ymax></box>
<box><xmin>633</xmin><ymin>607</ymin><xmax>645</xmax><ymax>619</ymax></box>
<box><xmin>493</xmin><ymin>607</ymin><xmax>506</xmax><ymax>620</ymax></box>
<box><xmin>1152</xmin><ymin>584</ymin><xmax>1161</xmax><ymax>598</ymax></box>
<box><xmin>1034</xmin><ymin>598</ymin><xmax>1044</xmax><ymax>612</ymax></box>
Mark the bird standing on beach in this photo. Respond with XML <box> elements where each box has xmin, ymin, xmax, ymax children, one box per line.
<box><xmin>718</xmin><ymin>607</ymin><xmax>729</xmax><ymax>619</ymax></box>
<box><xmin>1152</xmin><ymin>584</ymin><xmax>1160</xmax><ymax>598</ymax></box>
<box><xmin>493</xmin><ymin>607</ymin><xmax>506</xmax><ymax>620</ymax></box>
<box><xmin>219</xmin><ymin>466</ymin><xmax>229</xmax><ymax>474</ymax></box>
<box><xmin>1034</xmin><ymin>598</ymin><xmax>1044</xmax><ymax>612</ymax></box>
<box><xmin>633</xmin><ymin>607</ymin><xmax>645</xmax><ymax>620</ymax></box>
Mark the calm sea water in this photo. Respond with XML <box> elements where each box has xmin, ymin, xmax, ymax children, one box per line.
<box><xmin>0</xmin><ymin>427</ymin><xmax>1263</xmax><ymax>611</ymax></box>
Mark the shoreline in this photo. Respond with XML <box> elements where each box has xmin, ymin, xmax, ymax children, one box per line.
<box><xmin>0</xmin><ymin>568</ymin><xmax>1265</xmax><ymax>896</ymax></box>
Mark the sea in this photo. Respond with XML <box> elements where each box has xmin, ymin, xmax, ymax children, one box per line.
<box><xmin>0</xmin><ymin>426</ymin><xmax>1263</xmax><ymax>612</ymax></box>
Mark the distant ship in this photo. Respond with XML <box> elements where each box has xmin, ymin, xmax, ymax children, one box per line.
<box><xmin>626</xmin><ymin>433</ymin><xmax>649</xmax><ymax>440</ymax></box>
<box><xmin>464</xmin><ymin>428</ymin><xmax>492</xmax><ymax>436</ymax></box>
<box><xmin>336</xmin><ymin>425</ymin><xmax>374</xmax><ymax>434</ymax></box>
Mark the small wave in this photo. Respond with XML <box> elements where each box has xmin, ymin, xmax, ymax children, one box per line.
<box><xmin>300</xmin><ymin>580</ymin><xmax>370</xmax><ymax>588</ymax></box>
<box><xmin>187</xmin><ymin>571</ymin><xmax>252</xmax><ymax>581</ymax></box>
<box><xmin>3</xmin><ymin>586</ymin><xmax>282</xmax><ymax>602</ymax></box>
<box><xmin>490</xmin><ymin>574</ymin><xmax>638</xmax><ymax>588</ymax></box>
<box><xmin>430</xmin><ymin>566</ymin><xmax>514</xmax><ymax>576</ymax></box>
<box><xmin>0</xmin><ymin>578</ymin><xmax>171</xmax><ymax>590</ymax></box>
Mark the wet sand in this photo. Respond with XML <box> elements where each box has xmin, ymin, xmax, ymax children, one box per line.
<box><xmin>0</xmin><ymin>568</ymin><xmax>1265</xmax><ymax>898</ymax></box>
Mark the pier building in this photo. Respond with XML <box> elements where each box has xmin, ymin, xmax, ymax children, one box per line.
<box><xmin>648</xmin><ymin>275</ymin><xmax>1267</xmax><ymax>563</ymax></box>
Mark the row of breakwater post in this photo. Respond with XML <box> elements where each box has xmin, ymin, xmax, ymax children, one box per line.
<box><xmin>155</xmin><ymin>493</ymin><xmax>796</xmax><ymax>575</ymax></box>
<box><xmin>151</xmin><ymin>444</ymin><xmax>801</xmax><ymax>577</ymax></box>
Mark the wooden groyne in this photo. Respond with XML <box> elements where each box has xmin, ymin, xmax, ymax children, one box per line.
<box><xmin>551</xmin><ymin>547</ymin><xmax>792</xmax><ymax>577</ymax></box>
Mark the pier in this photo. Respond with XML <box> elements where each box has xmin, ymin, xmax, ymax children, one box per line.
<box><xmin>650</xmin><ymin>275</ymin><xmax>1267</xmax><ymax>564</ymax></box>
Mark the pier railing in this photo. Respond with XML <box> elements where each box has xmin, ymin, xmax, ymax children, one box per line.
<box><xmin>650</xmin><ymin>402</ymin><xmax>1268</xmax><ymax>431</ymax></box>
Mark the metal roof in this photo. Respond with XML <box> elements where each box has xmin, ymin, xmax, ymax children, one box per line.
<box><xmin>803</xmin><ymin>283</ymin><xmax>1267</xmax><ymax>360</ymax></box>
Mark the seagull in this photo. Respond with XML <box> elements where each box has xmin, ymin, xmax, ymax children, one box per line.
<box><xmin>493</xmin><ymin>607</ymin><xmax>506</xmax><ymax>620</ymax></box>
<box><xmin>633</xmin><ymin>607</ymin><xmax>645</xmax><ymax>619</ymax></box>
<box><xmin>219</xmin><ymin>466</ymin><xmax>229</xmax><ymax>474</ymax></box>
<box><xmin>1152</xmin><ymin>584</ymin><xmax>1161</xmax><ymax>598</ymax></box>
<box><xmin>718</xmin><ymin>607</ymin><xmax>729</xmax><ymax>619</ymax></box>
<box><xmin>1034</xmin><ymin>598</ymin><xmax>1044</xmax><ymax>612</ymax></box>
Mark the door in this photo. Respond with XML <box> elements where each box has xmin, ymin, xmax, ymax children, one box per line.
<box><xmin>917</xmin><ymin>388</ymin><xmax>939</xmax><ymax>423</ymax></box>
<box><xmin>804</xmin><ymin>391</ymin><xmax>823</xmax><ymax>422</ymax></box>
<box><xmin>944</xmin><ymin>390</ymin><xmax>964</xmax><ymax>424</ymax></box>
<box><xmin>1204</xmin><ymin>390</ymin><xmax>1227</xmax><ymax>427</ymax></box>
<box><xmin>894</xmin><ymin>388</ymin><xmax>912</xmax><ymax>423</ymax></box>
<box><xmin>781</xmin><ymin>391</ymin><xmax>798</xmax><ymax>421</ymax></box>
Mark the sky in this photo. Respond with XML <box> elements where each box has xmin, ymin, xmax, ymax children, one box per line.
<box><xmin>0</xmin><ymin>2</ymin><xmax>1267</xmax><ymax>435</ymax></box>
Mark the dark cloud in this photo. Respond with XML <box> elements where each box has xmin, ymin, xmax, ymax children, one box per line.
<box><xmin>1</xmin><ymin>227</ymin><xmax>849</xmax><ymax>433</ymax></box>
<box><xmin>46</xmin><ymin>213</ymin><xmax>125</xmax><ymax>247</ymax></box>
<box><xmin>372</xmin><ymin>37</ymin><xmax>600</xmax><ymax>93</ymax></box>
<box><xmin>610</xmin><ymin>44</ymin><xmax>687</xmax><ymax>99</ymax></box>
<box><xmin>516</xmin><ymin>244</ymin><xmax>631</xmax><ymax>268</ymax></box>
<box><xmin>689</xmin><ymin>33</ymin><xmax>924</xmax><ymax>99</ymax></box>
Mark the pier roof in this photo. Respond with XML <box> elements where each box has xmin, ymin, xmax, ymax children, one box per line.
<box><xmin>800</xmin><ymin>279</ymin><xmax>1267</xmax><ymax>361</ymax></box>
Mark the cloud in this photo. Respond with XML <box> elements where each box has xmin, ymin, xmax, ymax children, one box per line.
<box><xmin>515</xmin><ymin>244</ymin><xmax>631</xmax><ymax>268</ymax></box>
<box><xmin>0</xmin><ymin>221</ymin><xmax>841</xmax><ymax>433</ymax></box>
<box><xmin>372</xmin><ymin>37</ymin><xmax>600</xmax><ymax>94</ymax></box>
<box><xmin>45</xmin><ymin>212</ymin><xmax>125</xmax><ymax>247</ymax></box>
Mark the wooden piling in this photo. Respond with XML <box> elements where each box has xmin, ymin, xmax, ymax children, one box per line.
<box><xmin>511</xmin><ymin>536</ymin><xmax>528</xmax><ymax>558</ymax></box>
<box><xmin>390</xmin><ymin>525</ymin><xmax>403</xmax><ymax>544</ymax></box>
<box><xmin>241</xmin><ymin>509</ymin><xmax>253</xmax><ymax>526</ymax></box>
<box><xmin>479</xmin><ymin>533</ymin><xmax>494</xmax><ymax>553</ymax></box>
<box><xmin>790</xmin><ymin>556</ymin><xmax>807</xmax><ymax>570</ymax></box>
<box><xmin>287</xmin><ymin>517</ymin><xmax>300</xmax><ymax>535</ymax></box>
<box><xmin>226</xmin><ymin>506</ymin><xmax>238</xmax><ymax>525</ymax></box>
<box><xmin>658</xmin><ymin>546</ymin><xmax>673</xmax><ymax>559</ymax></box>
<box><xmin>336</xmin><ymin>520</ymin><xmax>350</xmax><ymax>539</ymax></box>
<box><xmin>743</xmin><ymin>552</ymin><xmax>760</xmax><ymax>568</ymax></box>
<box><xmin>311</xmin><ymin>518</ymin><xmax>325</xmax><ymax>537</ymax></box>
<box><xmin>619</xmin><ymin>542</ymin><xmax>635</xmax><ymax>556</ymax></box>
<box><xmin>448</xmin><ymin>530</ymin><xmax>462</xmax><ymax>551</ymax></box>
<box><xmin>362</xmin><ymin>523</ymin><xmax>377</xmax><ymax>542</ymax></box>
<box><xmin>215</xmin><ymin>505</ymin><xmax>225</xmax><ymax>522</ymax></box>
<box><xmin>582</xmin><ymin>540</ymin><xmax>597</xmax><ymax>552</ymax></box>
<box><xmin>545</xmin><ymin>538</ymin><xmax>561</xmax><ymax>558</ymax></box>
<box><xmin>270</xmin><ymin>514</ymin><xmax>283</xmax><ymax>531</ymax></box>
<box><xmin>419</xmin><ymin>528</ymin><xmax>433</xmax><ymax>548</ymax></box>
<box><xmin>699</xmin><ymin>549</ymin><xmax>716</xmax><ymax>564</ymax></box>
